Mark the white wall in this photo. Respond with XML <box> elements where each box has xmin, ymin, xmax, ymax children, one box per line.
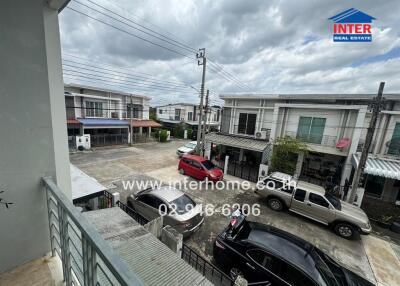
<box><xmin>0</xmin><ymin>0</ymin><xmax>71</xmax><ymax>273</ymax></box>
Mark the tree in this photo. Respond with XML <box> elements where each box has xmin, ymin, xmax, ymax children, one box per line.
<box><xmin>270</xmin><ymin>136</ymin><xmax>308</xmax><ymax>175</ymax></box>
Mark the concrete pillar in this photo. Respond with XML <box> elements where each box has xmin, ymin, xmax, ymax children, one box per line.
<box><xmin>148</xmin><ymin>126</ymin><xmax>152</xmax><ymax>138</ymax></box>
<box><xmin>239</xmin><ymin>148</ymin><xmax>244</xmax><ymax>162</ymax></box>
<box><xmin>204</xmin><ymin>141</ymin><xmax>211</xmax><ymax>159</ymax></box>
<box><xmin>139</xmin><ymin>126</ymin><xmax>143</xmax><ymax>135</ymax></box>
<box><xmin>224</xmin><ymin>156</ymin><xmax>230</xmax><ymax>175</ymax></box>
<box><xmin>294</xmin><ymin>152</ymin><xmax>304</xmax><ymax>179</ymax></box>
<box><xmin>268</xmin><ymin>106</ymin><xmax>280</xmax><ymax>166</ymax></box>
<box><xmin>341</xmin><ymin>107</ymin><xmax>367</xmax><ymax>187</ymax></box>
<box><xmin>0</xmin><ymin>0</ymin><xmax>71</xmax><ymax>273</ymax></box>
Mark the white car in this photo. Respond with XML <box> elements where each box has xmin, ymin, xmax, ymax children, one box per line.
<box><xmin>176</xmin><ymin>141</ymin><xmax>197</xmax><ymax>157</ymax></box>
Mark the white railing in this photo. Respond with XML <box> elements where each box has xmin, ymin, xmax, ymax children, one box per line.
<box><xmin>43</xmin><ymin>177</ymin><xmax>143</xmax><ymax>286</ymax></box>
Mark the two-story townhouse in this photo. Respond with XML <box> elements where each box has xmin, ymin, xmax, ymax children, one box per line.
<box><xmin>155</xmin><ymin>103</ymin><xmax>221</xmax><ymax>138</ymax></box>
<box><xmin>205</xmin><ymin>94</ymin><xmax>400</xmax><ymax>206</ymax></box>
<box><xmin>64</xmin><ymin>83</ymin><xmax>161</xmax><ymax>147</ymax></box>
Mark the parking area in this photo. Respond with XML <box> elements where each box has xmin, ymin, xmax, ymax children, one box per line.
<box><xmin>70</xmin><ymin>141</ymin><xmax>400</xmax><ymax>286</ymax></box>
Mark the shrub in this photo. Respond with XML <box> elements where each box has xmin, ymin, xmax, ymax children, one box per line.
<box><xmin>159</xmin><ymin>130</ymin><xmax>168</xmax><ymax>142</ymax></box>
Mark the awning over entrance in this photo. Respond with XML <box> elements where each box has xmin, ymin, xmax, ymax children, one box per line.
<box><xmin>70</xmin><ymin>164</ymin><xmax>106</xmax><ymax>202</ymax></box>
<box><xmin>77</xmin><ymin>118</ymin><xmax>129</xmax><ymax>127</ymax></box>
<box><xmin>352</xmin><ymin>154</ymin><xmax>400</xmax><ymax>180</ymax></box>
<box><xmin>128</xmin><ymin>119</ymin><xmax>162</xmax><ymax>128</ymax></box>
<box><xmin>205</xmin><ymin>132</ymin><xmax>270</xmax><ymax>152</ymax></box>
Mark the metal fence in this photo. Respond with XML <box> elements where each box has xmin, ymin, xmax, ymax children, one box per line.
<box><xmin>285</xmin><ymin>131</ymin><xmax>337</xmax><ymax>147</ymax></box>
<box><xmin>181</xmin><ymin>244</ymin><xmax>233</xmax><ymax>286</ymax></box>
<box><xmin>91</xmin><ymin>134</ymin><xmax>129</xmax><ymax>147</ymax></box>
<box><xmin>116</xmin><ymin>201</ymin><xmax>149</xmax><ymax>226</ymax></box>
<box><xmin>215</xmin><ymin>159</ymin><xmax>259</xmax><ymax>182</ymax></box>
<box><xmin>43</xmin><ymin>177</ymin><xmax>143</xmax><ymax>286</ymax></box>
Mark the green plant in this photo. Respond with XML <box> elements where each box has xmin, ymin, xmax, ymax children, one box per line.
<box><xmin>270</xmin><ymin>136</ymin><xmax>308</xmax><ymax>175</ymax></box>
<box><xmin>159</xmin><ymin>129</ymin><xmax>168</xmax><ymax>142</ymax></box>
<box><xmin>172</xmin><ymin>123</ymin><xmax>186</xmax><ymax>138</ymax></box>
<box><xmin>187</xmin><ymin>128</ymin><xmax>193</xmax><ymax>139</ymax></box>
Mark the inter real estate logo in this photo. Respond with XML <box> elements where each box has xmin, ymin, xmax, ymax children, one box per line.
<box><xmin>329</xmin><ymin>8</ymin><xmax>376</xmax><ymax>42</ymax></box>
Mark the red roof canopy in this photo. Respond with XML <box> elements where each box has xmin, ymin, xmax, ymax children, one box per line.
<box><xmin>129</xmin><ymin>119</ymin><xmax>162</xmax><ymax>128</ymax></box>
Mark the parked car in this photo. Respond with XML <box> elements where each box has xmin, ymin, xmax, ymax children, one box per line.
<box><xmin>213</xmin><ymin>211</ymin><xmax>375</xmax><ymax>286</ymax></box>
<box><xmin>255</xmin><ymin>172</ymin><xmax>371</xmax><ymax>239</ymax></box>
<box><xmin>178</xmin><ymin>154</ymin><xmax>223</xmax><ymax>182</ymax></box>
<box><xmin>177</xmin><ymin>141</ymin><xmax>197</xmax><ymax>157</ymax></box>
<box><xmin>127</xmin><ymin>186</ymin><xmax>204</xmax><ymax>237</ymax></box>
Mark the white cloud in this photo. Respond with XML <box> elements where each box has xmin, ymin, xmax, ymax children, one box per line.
<box><xmin>59</xmin><ymin>0</ymin><xmax>400</xmax><ymax>104</ymax></box>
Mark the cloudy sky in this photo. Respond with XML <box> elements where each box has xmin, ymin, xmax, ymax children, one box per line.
<box><xmin>59</xmin><ymin>0</ymin><xmax>400</xmax><ymax>105</ymax></box>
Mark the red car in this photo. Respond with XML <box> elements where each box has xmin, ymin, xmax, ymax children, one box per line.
<box><xmin>178</xmin><ymin>154</ymin><xmax>223</xmax><ymax>182</ymax></box>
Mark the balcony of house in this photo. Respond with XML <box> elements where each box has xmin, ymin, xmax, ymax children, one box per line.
<box><xmin>231</xmin><ymin>125</ymin><xmax>271</xmax><ymax>141</ymax></box>
<box><xmin>284</xmin><ymin>131</ymin><xmax>348</xmax><ymax>156</ymax></box>
<box><xmin>1</xmin><ymin>176</ymin><xmax>230</xmax><ymax>285</ymax></box>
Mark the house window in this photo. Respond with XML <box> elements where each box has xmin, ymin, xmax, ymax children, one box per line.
<box><xmin>238</xmin><ymin>113</ymin><xmax>257</xmax><ymax>135</ymax></box>
<box><xmin>127</xmin><ymin>104</ymin><xmax>142</xmax><ymax>118</ymax></box>
<box><xmin>296</xmin><ymin>117</ymin><xmax>326</xmax><ymax>144</ymax></box>
<box><xmin>86</xmin><ymin>101</ymin><xmax>104</xmax><ymax>117</ymax></box>
<box><xmin>159</xmin><ymin>109</ymin><xmax>163</xmax><ymax>114</ymax></box>
<box><xmin>188</xmin><ymin>112</ymin><xmax>193</xmax><ymax>121</ymax></box>
<box><xmin>388</xmin><ymin>122</ymin><xmax>400</xmax><ymax>155</ymax></box>
<box><xmin>175</xmin><ymin>109</ymin><xmax>181</xmax><ymax>121</ymax></box>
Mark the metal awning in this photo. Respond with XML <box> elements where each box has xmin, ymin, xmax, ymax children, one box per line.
<box><xmin>78</xmin><ymin>118</ymin><xmax>129</xmax><ymax>127</ymax></box>
<box><xmin>70</xmin><ymin>164</ymin><xmax>106</xmax><ymax>202</ymax></box>
<box><xmin>352</xmin><ymin>154</ymin><xmax>400</xmax><ymax>180</ymax></box>
<box><xmin>205</xmin><ymin>132</ymin><xmax>270</xmax><ymax>152</ymax></box>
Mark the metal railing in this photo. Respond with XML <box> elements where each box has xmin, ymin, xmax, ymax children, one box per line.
<box><xmin>181</xmin><ymin>244</ymin><xmax>233</xmax><ymax>286</ymax></box>
<box><xmin>91</xmin><ymin>134</ymin><xmax>129</xmax><ymax>147</ymax></box>
<box><xmin>285</xmin><ymin>131</ymin><xmax>337</xmax><ymax>147</ymax></box>
<box><xmin>231</xmin><ymin>125</ymin><xmax>271</xmax><ymax>140</ymax></box>
<box><xmin>116</xmin><ymin>201</ymin><xmax>149</xmax><ymax>226</ymax></box>
<box><xmin>43</xmin><ymin>177</ymin><xmax>143</xmax><ymax>286</ymax></box>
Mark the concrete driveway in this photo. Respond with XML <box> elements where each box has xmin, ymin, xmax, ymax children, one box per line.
<box><xmin>70</xmin><ymin>142</ymin><xmax>400</xmax><ymax>285</ymax></box>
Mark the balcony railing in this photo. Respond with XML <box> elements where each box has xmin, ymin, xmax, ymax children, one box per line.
<box><xmin>285</xmin><ymin>131</ymin><xmax>337</xmax><ymax>147</ymax></box>
<box><xmin>43</xmin><ymin>177</ymin><xmax>143</xmax><ymax>286</ymax></box>
<box><xmin>231</xmin><ymin>125</ymin><xmax>271</xmax><ymax>140</ymax></box>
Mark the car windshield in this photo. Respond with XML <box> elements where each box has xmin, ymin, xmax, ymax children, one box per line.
<box><xmin>184</xmin><ymin>143</ymin><xmax>197</xmax><ymax>149</ymax></box>
<box><xmin>325</xmin><ymin>194</ymin><xmax>341</xmax><ymax>210</ymax></box>
<box><xmin>170</xmin><ymin>194</ymin><xmax>196</xmax><ymax>215</ymax></box>
<box><xmin>202</xmin><ymin>160</ymin><xmax>215</xmax><ymax>170</ymax></box>
<box><xmin>313</xmin><ymin>249</ymin><xmax>346</xmax><ymax>286</ymax></box>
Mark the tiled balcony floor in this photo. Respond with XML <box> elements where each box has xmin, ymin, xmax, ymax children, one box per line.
<box><xmin>0</xmin><ymin>254</ymin><xmax>63</xmax><ymax>286</ymax></box>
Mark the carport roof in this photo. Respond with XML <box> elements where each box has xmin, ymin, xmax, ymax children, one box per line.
<box><xmin>205</xmin><ymin>132</ymin><xmax>270</xmax><ymax>152</ymax></box>
<box><xmin>352</xmin><ymin>153</ymin><xmax>400</xmax><ymax>180</ymax></box>
<box><xmin>78</xmin><ymin>118</ymin><xmax>129</xmax><ymax>127</ymax></box>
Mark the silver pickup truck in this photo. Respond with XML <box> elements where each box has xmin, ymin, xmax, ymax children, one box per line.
<box><xmin>255</xmin><ymin>172</ymin><xmax>371</xmax><ymax>239</ymax></box>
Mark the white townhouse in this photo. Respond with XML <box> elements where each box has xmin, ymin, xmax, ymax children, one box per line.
<box><xmin>155</xmin><ymin>103</ymin><xmax>221</xmax><ymax>137</ymax></box>
<box><xmin>205</xmin><ymin>93</ymin><xmax>400</xmax><ymax>206</ymax></box>
<box><xmin>64</xmin><ymin>83</ymin><xmax>161</xmax><ymax>146</ymax></box>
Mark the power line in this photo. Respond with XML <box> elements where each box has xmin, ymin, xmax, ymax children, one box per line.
<box><xmin>62</xmin><ymin>63</ymin><xmax>195</xmax><ymax>91</ymax></box>
<box><xmin>63</xmin><ymin>72</ymin><xmax>200</xmax><ymax>94</ymax></box>
<box><xmin>82</xmin><ymin>0</ymin><xmax>197</xmax><ymax>53</ymax></box>
<box><xmin>65</xmin><ymin>6</ymin><xmax>196</xmax><ymax>60</ymax></box>
<box><xmin>62</xmin><ymin>58</ymin><xmax>196</xmax><ymax>88</ymax></box>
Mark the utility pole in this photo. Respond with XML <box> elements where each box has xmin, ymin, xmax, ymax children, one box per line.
<box><xmin>130</xmin><ymin>94</ymin><xmax>133</xmax><ymax>146</ymax></box>
<box><xmin>196</xmin><ymin>48</ymin><xmax>206</xmax><ymax>153</ymax></box>
<box><xmin>201</xmin><ymin>89</ymin><xmax>210</xmax><ymax>155</ymax></box>
<box><xmin>348</xmin><ymin>82</ymin><xmax>385</xmax><ymax>203</ymax></box>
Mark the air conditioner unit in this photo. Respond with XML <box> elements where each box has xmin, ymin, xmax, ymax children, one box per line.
<box><xmin>255</xmin><ymin>130</ymin><xmax>268</xmax><ymax>140</ymax></box>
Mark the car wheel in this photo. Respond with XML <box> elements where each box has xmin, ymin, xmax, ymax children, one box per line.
<box><xmin>334</xmin><ymin>223</ymin><xmax>355</xmax><ymax>239</ymax></box>
<box><xmin>229</xmin><ymin>267</ymin><xmax>244</xmax><ymax>280</ymax></box>
<box><xmin>179</xmin><ymin>168</ymin><xmax>185</xmax><ymax>175</ymax></box>
<box><xmin>267</xmin><ymin>198</ymin><xmax>283</xmax><ymax>211</ymax></box>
